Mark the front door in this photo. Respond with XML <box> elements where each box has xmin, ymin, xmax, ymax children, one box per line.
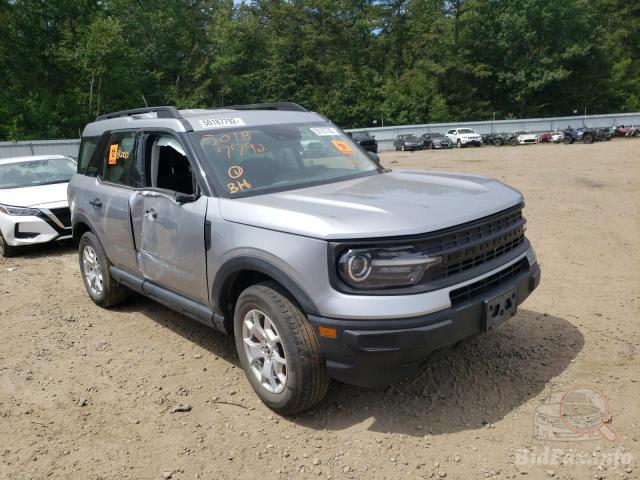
<box><xmin>130</xmin><ymin>191</ymin><xmax>209</xmax><ymax>304</ymax></box>
<box><xmin>129</xmin><ymin>132</ymin><xmax>210</xmax><ymax>305</ymax></box>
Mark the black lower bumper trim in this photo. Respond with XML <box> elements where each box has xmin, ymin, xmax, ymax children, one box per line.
<box><xmin>309</xmin><ymin>262</ymin><xmax>541</xmax><ymax>388</ymax></box>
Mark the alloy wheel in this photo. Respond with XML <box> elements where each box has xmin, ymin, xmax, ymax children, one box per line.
<box><xmin>242</xmin><ymin>309</ymin><xmax>288</xmax><ymax>394</ymax></box>
<box><xmin>82</xmin><ymin>245</ymin><xmax>104</xmax><ymax>296</ymax></box>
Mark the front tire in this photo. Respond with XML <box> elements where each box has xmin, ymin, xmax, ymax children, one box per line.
<box><xmin>234</xmin><ymin>282</ymin><xmax>330</xmax><ymax>415</ymax></box>
<box><xmin>583</xmin><ymin>133</ymin><xmax>594</xmax><ymax>144</ymax></box>
<box><xmin>493</xmin><ymin>138</ymin><xmax>503</xmax><ymax>147</ymax></box>
<box><xmin>78</xmin><ymin>232</ymin><xmax>128</xmax><ymax>307</ymax></box>
<box><xmin>457</xmin><ymin>139</ymin><xmax>462</xmax><ymax>148</ymax></box>
<box><xmin>0</xmin><ymin>231</ymin><xmax>18</xmax><ymax>257</ymax></box>
<box><xmin>509</xmin><ymin>138</ymin><xmax>518</xmax><ymax>146</ymax></box>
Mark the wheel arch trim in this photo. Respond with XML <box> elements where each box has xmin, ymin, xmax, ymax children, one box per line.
<box><xmin>212</xmin><ymin>256</ymin><xmax>319</xmax><ymax>317</ymax></box>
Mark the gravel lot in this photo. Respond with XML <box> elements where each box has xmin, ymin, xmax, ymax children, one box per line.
<box><xmin>1</xmin><ymin>139</ymin><xmax>639</xmax><ymax>480</ymax></box>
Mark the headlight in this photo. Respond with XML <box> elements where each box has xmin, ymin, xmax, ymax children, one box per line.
<box><xmin>0</xmin><ymin>204</ymin><xmax>40</xmax><ymax>216</ymax></box>
<box><xmin>338</xmin><ymin>246</ymin><xmax>442</xmax><ymax>289</ymax></box>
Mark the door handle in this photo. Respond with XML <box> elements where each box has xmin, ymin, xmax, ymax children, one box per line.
<box><xmin>145</xmin><ymin>208</ymin><xmax>157</xmax><ymax>220</ymax></box>
<box><xmin>89</xmin><ymin>198</ymin><xmax>102</xmax><ymax>208</ymax></box>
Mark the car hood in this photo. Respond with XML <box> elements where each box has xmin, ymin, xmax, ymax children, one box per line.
<box><xmin>218</xmin><ymin>170</ymin><xmax>523</xmax><ymax>240</ymax></box>
<box><xmin>517</xmin><ymin>134</ymin><xmax>537</xmax><ymax>139</ymax></box>
<box><xmin>0</xmin><ymin>182</ymin><xmax>69</xmax><ymax>207</ymax></box>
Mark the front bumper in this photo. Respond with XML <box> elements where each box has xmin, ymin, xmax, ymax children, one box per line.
<box><xmin>460</xmin><ymin>139</ymin><xmax>482</xmax><ymax>146</ymax></box>
<box><xmin>0</xmin><ymin>208</ymin><xmax>71</xmax><ymax>246</ymax></box>
<box><xmin>309</xmin><ymin>261</ymin><xmax>541</xmax><ymax>388</ymax></box>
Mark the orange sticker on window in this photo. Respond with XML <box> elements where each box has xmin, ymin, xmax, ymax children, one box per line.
<box><xmin>331</xmin><ymin>140</ymin><xmax>353</xmax><ymax>154</ymax></box>
<box><xmin>108</xmin><ymin>144</ymin><xmax>118</xmax><ymax>165</ymax></box>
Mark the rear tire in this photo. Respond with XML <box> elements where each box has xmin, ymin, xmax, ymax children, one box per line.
<box><xmin>78</xmin><ymin>232</ymin><xmax>128</xmax><ymax>307</ymax></box>
<box><xmin>563</xmin><ymin>136</ymin><xmax>574</xmax><ymax>144</ymax></box>
<box><xmin>234</xmin><ymin>282</ymin><xmax>330</xmax><ymax>415</ymax></box>
<box><xmin>457</xmin><ymin>139</ymin><xmax>462</xmax><ymax>148</ymax></box>
<box><xmin>509</xmin><ymin>138</ymin><xmax>518</xmax><ymax>146</ymax></box>
<box><xmin>493</xmin><ymin>138</ymin><xmax>503</xmax><ymax>147</ymax></box>
<box><xmin>0</xmin><ymin>231</ymin><xmax>18</xmax><ymax>257</ymax></box>
<box><xmin>583</xmin><ymin>133</ymin><xmax>594</xmax><ymax>144</ymax></box>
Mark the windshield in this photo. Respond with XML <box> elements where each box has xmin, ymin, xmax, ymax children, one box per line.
<box><xmin>351</xmin><ymin>132</ymin><xmax>371</xmax><ymax>140</ymax></box>
<box><xmin>458</xmin><ymin>129</ymin><xmax>475</xmax><ymax>134</ymax></box>
<box><xmin>0</xmin><ymin>157</ymin><xmax>76</xmax><ymax>189</ymax></box>
<box><xmin>193</xmin><ymin>123</ymin><xmax>380</xmax><ymax>197</ymax></box>
<box><xmin>430</xmin><ymin>133</ymin><xmax>444</xmax><ymax>138</ymax></box>
<box><xmin>402</xmin><ymin>135</ymin><xmax>419</xmax><ymax>141</ymax></box>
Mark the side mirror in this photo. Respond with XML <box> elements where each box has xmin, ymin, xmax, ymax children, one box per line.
<box><xmin>174</xmin><ymin>192</ymin><xmax>198</xmax><ymax>204</ymax></box>
<box><xmin>367</xmin><ymin>151</ymin><xmax>381</xmax><ymax>164</ymax></box>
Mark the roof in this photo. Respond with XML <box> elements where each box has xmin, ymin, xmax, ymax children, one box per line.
<box><xmin>0</xmin><ymin>154</ymin><xmax>69</xmax><ymax>165</ymax></box>
<box><xmin>82</xmin><ymin>104</ymin><xmax>329</xmax><ymax>137</ymax></box>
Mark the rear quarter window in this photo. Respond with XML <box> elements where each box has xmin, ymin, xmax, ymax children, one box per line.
<box><xmin>78</xmin><ymin>136</ymin><xmax>101</xmax><ymax>175</ymax></box>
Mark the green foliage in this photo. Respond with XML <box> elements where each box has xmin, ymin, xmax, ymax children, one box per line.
<box><xmin>0</xmin><ymin>0</ymin><xmax>637</xmax><ymax>139</ymax></box>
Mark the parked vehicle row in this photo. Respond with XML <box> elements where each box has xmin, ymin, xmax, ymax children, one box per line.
<box><xmin>1</xmin><ymin>103</ymin><xmax>542</xmax><ymax>416</ymax></box>
<box><xmin>393</xmin><ymin>128</ymin><xmax>482</xmax><ymax>150</ymax></box>
<box><xmin>388</xmin><ymin>124</ymin><xmax>635</xmax><ymax>151</ymax></box>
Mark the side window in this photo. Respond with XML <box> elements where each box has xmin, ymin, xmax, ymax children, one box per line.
<box><xmin>447</xmin><ymin>130</ymin><xmax>454</xmax><ymax>135</ymax></box>
<box><xmin>78</xmin><ymin>136</ymin><xmax>100</xmax><ymax>174</ymax></box>
<box><xmin>103</xmin><ymin>132</ymin><xmax>142</xmax><ymax>187</ymax></box>
<box><xmin>144</xmin><ymin>134</ymin><xmax>195</xmax><ymax>195</ymax></box>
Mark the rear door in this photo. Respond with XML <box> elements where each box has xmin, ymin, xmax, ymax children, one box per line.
<box><xmin>129</xmin><ymin>132</ymin><xmax>210</xmax><ymax>305</ymax></box>
<box><xmin>85</xmin><ymin>130</ymin><xmax>141</xmax><ymax>272</ymax></box>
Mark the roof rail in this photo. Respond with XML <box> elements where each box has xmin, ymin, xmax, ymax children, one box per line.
<box><xmin>95</xmin><ymin>106</ymin><xmax>182</xmax><ymax>121</ymax></box>
<box><xmin>221</xmin><ymin>102</ymin><xmax>308</xmax><ymax>112</ymax></box>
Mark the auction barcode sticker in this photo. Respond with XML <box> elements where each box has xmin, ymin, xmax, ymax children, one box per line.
<box><xmin>199</xmin><ymin>117</ymin><xmax>246</xmax><ymax>128</ymax></box>
<box><xmin>310</xmin><ymin>127</ymin><xmax>340</xmax><ymax>136</ymax></box>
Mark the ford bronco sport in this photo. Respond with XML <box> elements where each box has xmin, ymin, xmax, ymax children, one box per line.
<box><xmin>69</xmin><ymin>103</ymin><xmax>541</xmax><ymax>414</ymax></box>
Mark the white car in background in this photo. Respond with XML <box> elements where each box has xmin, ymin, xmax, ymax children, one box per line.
<box><xmin>512</xmin><ymin>131</ymin><xmax>538</xmax><ymax>145</ymax></box>
<box><xmin>446</xmin><ymin>128</ymin><xmax>483</xmax><ymax>147</ymax></box>
<box><xmin>550</xmin><ymin>131</ymin><xmax>565</xmax><ymax>143</ymax></box>
<box><xmin>0</xmin><ymin>155</ymin><xmax>76</xmax><ymax>257</ymax></box>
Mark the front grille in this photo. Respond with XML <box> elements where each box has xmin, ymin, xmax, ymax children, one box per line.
<box><xmin>449</xmin><ymin>259</ymin><xmax>528</xmax><ymax>305</ymax></box>
<box><xmin>417</xmin><ymin>205</ymin><xmax>526</xmax><ymax>282</ymax></box>
<box><xmin>49</xmin><ymin>207</ymin><xmax>71</xmax><ymax>228</ymax></box>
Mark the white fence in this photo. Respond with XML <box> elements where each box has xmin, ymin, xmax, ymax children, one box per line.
<box><xmin>346</xmin><ymin>112</ymin><xmax>640</xmax><ymax>151</ymax></box>
<box><xmin>1</xmin><ymin>112</ymin><xmax>638</xmax><ymax>157</ymax></box>
<box><xmin>0</xmin><ymin>139</ymin><xmax>81</xmax><ymax>160</ymax></box>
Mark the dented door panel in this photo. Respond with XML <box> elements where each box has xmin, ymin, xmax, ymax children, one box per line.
<box><xmin>130</xmin><ymin>191</ymin><xmax>209</xmax><ymax>304</ymax></box>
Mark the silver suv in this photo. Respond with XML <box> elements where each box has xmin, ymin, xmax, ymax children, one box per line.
<box><xmin>69</xmin><ymin>103</ymin><xmax>541</xmax><ymax>414</ymax></box>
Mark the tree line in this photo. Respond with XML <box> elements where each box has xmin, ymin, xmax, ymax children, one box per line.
<box><xmin>0</xmin><ymin>0</ymin><xmax>638</xmax><ymax>140</ymax></box>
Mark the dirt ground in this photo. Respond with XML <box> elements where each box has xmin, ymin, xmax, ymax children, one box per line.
<box><xmin>1</xmin><ymin>139</ymin><xmax>639</xmax><ymax>480</ymax></box>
